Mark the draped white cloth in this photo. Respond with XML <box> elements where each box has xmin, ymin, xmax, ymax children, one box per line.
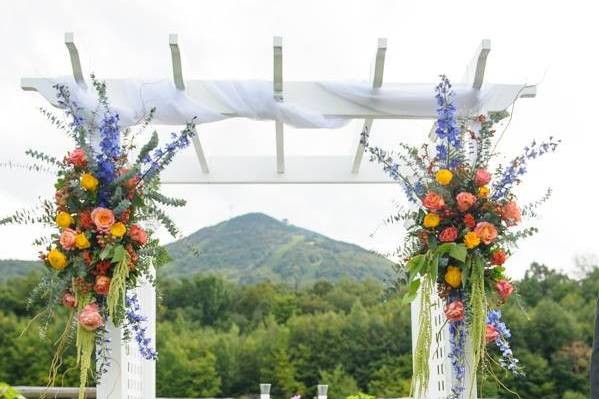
<box><xmin>42</xmin><ymin>77</ymin><xmax>527</xmax><ymax>128</ymax></box>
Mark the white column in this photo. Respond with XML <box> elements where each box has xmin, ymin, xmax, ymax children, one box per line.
<box><xmin>411</xmin><ymin>288</ymin><xmax>477</xmax><ymax>399</ymax></box>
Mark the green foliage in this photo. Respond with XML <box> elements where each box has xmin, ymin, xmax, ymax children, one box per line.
<box><xmin>0</xmin><ymin>262</ymin><xmax>596</xmax><ymax>398</ymax></box>
<box><xmin>320</xmin><ymin>365</ymin><xmax>358</xmax><ymax>399</ymax></box>
<box><xmin>0</xmin><ymin>382</ymin><xmax>25</xmax><ymax>399</ymax></box>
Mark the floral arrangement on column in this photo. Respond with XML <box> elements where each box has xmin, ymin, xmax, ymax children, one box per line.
<box><xmin>362</xmin><ymin>75</ymin><xmax>559</xmax><ymax>398</ymax></box>
<box><xmin>1</xmin><ymin>78</ymin><xmax>194</xmax><ymax>398</ymax></box>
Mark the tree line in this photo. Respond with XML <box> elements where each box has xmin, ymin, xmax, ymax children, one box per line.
<box><xmin>0</xmin><ymin>262</ymin><xmax>596</xmax><ymax>399</ymax></box>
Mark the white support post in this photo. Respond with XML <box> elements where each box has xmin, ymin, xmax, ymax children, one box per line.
<box><xmin>273</xmin><ymin>36</ymin><xmax>285</xmax><ymax>174</ymax></box>
<box><xmin>351</xmin><ymin>38</ymin><xmax>387</xmax><ymax>174</ymax></box>
<box><xmin>317</xmin><ymin>384</ymin><xmax>328</xmax><ymax>399</ymax></box>
<box><xmin>260</xmin><ymin>383</ymin><xmax>271</xmax><ymax>399</ymax></box>
<box><xmin>64</xmin><ymin>32</ymin><xmax>87</xmax><ymax>89</ymax></box>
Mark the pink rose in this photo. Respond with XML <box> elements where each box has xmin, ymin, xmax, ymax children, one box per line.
<box><xmin>422</xmin><ymin>191</ymin><xmax>445</xmax><ymax>211</ymax></box>
<box><xmin>59</xmin><ymin>228</ymin><xmax>77</xmax><ymax>250</ymax></box>
<box><xmin>66</xmin><ymin>148</ymin><xmax>87</xmax><ymax>167</ymax></box>
<box><xmin>495</xmin><ymin>280</ymin><xmax>514</xmax><ymax>301</ymax></box>
<box><xmin>129</xmin><ymin>224</ymin><xmax>148</xmax><ymax>246</ymax></box>
<box><xmin>486</xmin><ymin>324</ymin><xmax>499</xmax><ymax>343</ymax></box>
<box><xmin>456</xmin><ymin>192</ymin><xmax>477</xmax><ymax>212</ymax></box>
<box><xmin>78</xmin><ymin>303</ymin><xmax>103</xmax><ymax>331</ymax></box>
<box><xmin>474</xmin><ymin>169</ymin><xmax>491</xmax><ymax>186</ymax></box>
<box><xmin>62</xmin><ymin>291</ymin><xmax>77</xmax><ymax>308</ymax></box>
<box><xmin>94</xmin><ymin>275</ymin><xmax>111</xmax><ymax>296</ymax></box>
<box><xmin>502</xmin><ymin>201</ymin><xmax>522</xmax><ymax>226</ymax></box>
<box><xmin>438</xmin><ymin>226</ymin><xmax>458</xmax><ymax>242</ymax></box>
<box><xmin>474</xmin><ymin>222</ymin><xmax>498</xmax><ymax>245</ymax></box>
<box><xmin>91</xmin><ymin>208</ymin><xmax>115</xmax><ymax>232</ymax></box>
<box><xmin>445</xmin><ymin>300</ymin><xmax>465</xmax><ymax>321</ymax></box>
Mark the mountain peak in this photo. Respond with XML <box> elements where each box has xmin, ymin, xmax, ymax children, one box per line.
<box><xmin>162</xmin><ymin>213</ymin><xmax>392</xmax><ymax>285</ymax></box>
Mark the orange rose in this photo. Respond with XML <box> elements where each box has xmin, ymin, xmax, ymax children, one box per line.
<box><xmin>456</xmin><ymin>192</ymin><xmax>477</xmax><ymax>212</ymax></box>
<box><xmin>91</xmin><ymin>207</ymin><xmax>115</xmax><ymax>232</ymax></box>
<box><xmin>422</xmin><ymin>191</ymin><xmax>445</xmax><ymax>211</ymax></box>
<box><xmin>474</xmin><ymin>222</ymin><xmax>498</xmax><ymax>245</ymax></box>
<box><xmin>94</xmin><ymin>275</ymin><xmax>111</xmax><ymax>296</ymax></box>
<box><xmin>129</xmin><ymin>224</ymin><xmax>148</xmax><ymax>245</ymax></box>
<box><xmin>502</xmin><ymin>201</ymin><xmax>522</xmax><ymax>226</ymax></box>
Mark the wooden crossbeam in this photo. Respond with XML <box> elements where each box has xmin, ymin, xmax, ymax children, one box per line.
<box><xmin>64</xmin><ymin>32</ymin><xmax>87</xmax><ymax>89</ymax></box>
<box><xmin>351</xmin><ymin>38</ymin><xmax>387</xmax><ymax>174</ymax></box>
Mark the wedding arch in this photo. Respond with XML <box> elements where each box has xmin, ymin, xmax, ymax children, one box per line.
<box><xmin>21</xmin><ymin>33</ymin><xmax>536</xmax><ymax>399</ymax></box>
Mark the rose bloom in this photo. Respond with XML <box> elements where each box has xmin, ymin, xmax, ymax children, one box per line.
<box><xmin>75</xmin><ymin>233</ymin><xmax>91</xmax><ymax>250</ymax></box>
<box><xmin>445</xmin><ymin>300</ymin><xmax>465</xmax><ymax>321</ymax></box>
<box><xmin>485</xmin><ymin>324</ymin><xmax>500</xmax><ymax>344</ymax></box>
<box><xmin>474</xmin><ymin>168</ymin><xmax>492</xmax><ymax>186</ymax></box>
<box><xmin>78</xmin><ymin>303</ymin><xmax>103</xmax><ymax>331</ymax></box>
<box><xmin>80</xmin><ymin>172</ymin><xmax>99</xmax><ymax>191</ymax></box>
<box><xmin>94</xmin><ymin>275</ymin><xmax>111</xmax><ymax>296</ymax></box>
<box><xmin>91</xmin><ymin>208</ymin><xmax>115</xmax><ymax>232</ymax></box>
<box><xmin>66</xmin><ymin>148</ymin><xmax>87</xmax><ymax>167</ymax></box>
<box><xmin>474</xmin><ymin>222</ymin><xmax>498</xmax><ymax>245</ymax></box>
<box><xmin>495</xmin><ymin>279</ymin><xmax>514</xmax><ymax>300</ymax></box>
<box><xmin>129</xmin><ymin>224</ymin><xmax>148</xmax><ymax>245</ymax></box>
<box><xmin>422</xmin><ymin>191</ymin><xmax>445</xmax><ymax>211</ymax></box>
<box><xmin>62</xmin><ymin>291</ymin><xmax>77</xmax><ymax>308</ymax></box>
<box><xmin>491</xmin><ymin>249</ymin><xmax>507</xmax><ymax>266</ymax></box>
<box><xmin>79</xmin><ymin>210</ymin><xmax>94</xmax><ymax>230</ymax></box>
<box><xmin>59</xmin><ymin>228</ymin><xmax>77</xmax><ymax>250</ymax></box>
<box><xmin>439</xmin><ymin>226</ymin><xmax>458</xmax><ymax>242</ymax></box>
<box><xmin>502</xmin><ymin>201</ymin><xmax>522</xmax><ymax>226</ymax></box>
<box><xmin>456</xmin><ymin>192</ymin><xmax>477</xmax><ymax>212</ymax></box>
<box><xmin>110</xmin><ymin>222</ymin><xmax>127</xmax><ymax>238</ymax></box>
<box><xmin>463</xmin><ymin>213</ymin><xmax>476</xmax><ymax>229</ymax></box>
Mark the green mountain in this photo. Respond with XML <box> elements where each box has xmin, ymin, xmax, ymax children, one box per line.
<box><xmin>0</xmin><ymin>213</ymin><xmax>394</xmax><ymax>284</ymax></box>
<box><xmin>161</xmin><ymin>212</ymin><xmax>394</xmax><ymax>285</ymax></box>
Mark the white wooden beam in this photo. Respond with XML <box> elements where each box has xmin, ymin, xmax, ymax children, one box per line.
<box><xmin>64</xmin><ymin>32</ymin><xmax>87</xmax><ymax>89</ymax></box>
<box><xmin>161</xmin><ymin>156</ymin><xmax>395</xmax><ymax>184</ymax></box>
<box><xmin>192</xmin><ymin>134</ymin><xmax>210</xmax><ymax>173</ymax></box>
<box><xmin>169</xmin><ymin>34</ymin><xmax>185</xmax><ymax>91</ymax></box>
<box><xmin>170</xmin><ymin>34</ymin><xmax>209</xmax><ymax>174</ymax></box>
<box><xmin>463</xmin><ymin>39</ymin><xmax>491</xmax><ymax>90</ymax></box>
<box><xmin>352</xmin><ymin>38</ymin><xmax>387</xmax><ymax>174</ymax></box>
<box><xmin>273</xmin><ymin>36</ymin><xmax>285</xmax><ymax>174</ymax></box>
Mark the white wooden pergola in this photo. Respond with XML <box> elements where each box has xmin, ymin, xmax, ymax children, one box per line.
<box><xmin>22</xmin><ymin>33</ymin><xmax>536</xmax><ymax>399</ymax></box>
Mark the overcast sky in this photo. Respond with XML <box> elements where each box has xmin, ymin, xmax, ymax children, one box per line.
<box><xmin>0</xmin><ymin>1</ymin><xmax>597</xmax><ymax>278</ymax></box>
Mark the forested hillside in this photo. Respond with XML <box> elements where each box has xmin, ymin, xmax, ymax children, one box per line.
<box><xmin>0</xmin><ymin>263</ymin><xmax>595</xmax><ymax>399</ymax></box>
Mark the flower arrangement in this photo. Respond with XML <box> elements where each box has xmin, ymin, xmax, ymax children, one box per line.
<box><xmin>362</xmin><ymin>75</ymin><xmax>559</xmax><ymax>398</ymax></box>
<box><xmin>1</xmin><ymin>77</ymin><xmax>194</xmax><ymax>398</ymax></box>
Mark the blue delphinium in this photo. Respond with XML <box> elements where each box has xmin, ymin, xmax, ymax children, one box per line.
<box><xmin>125</xmin><ymin>292</ymin><xmax>158</xmax><ymax>360</ymax></box>
<box><xmin>95</xmin><ymin>111</ymin><xmax>122</xmax><ymax>206</ymax></box>
<box><xmin>140</xmin><ymin>127</ymin><xmax>195</xmax><ymax>182</ymax></box>
<box><xmin>492</xmin><ymin>137</ymin><xmax>560</xmax><ymax>200</ymax></box>
<box><xmin>486</xmin><ymin>310</ymin><xmax>523</xmax><ymax>375</ymax></box>
<box><xmin>434</xmin><ymin>75</ymin><xmax>460</xmax><ymax>167</ymax></box>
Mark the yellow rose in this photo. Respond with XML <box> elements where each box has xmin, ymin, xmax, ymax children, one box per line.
<box><xmin>435</xmin><ymin>169</ymin><xmax>453</xmax><ymax>185</ymax></box>
<box><xmin>478</xmin><ymin>186</ymin><xmax>490</xmax><ymax>198</ymax></box>
<box><xmin>464</xmin><ymin>231</ymin><xmax>481</xmax><ymax>249</ymax></box>
<box><xmin>110</xmin><ymin>222</ymin><xmax>127</xmax><ymax>238</ymax></box>
<box><xmin>55</xmin><ymin>211</ymin><xmax>73</xmax><ymax>228</ymax></box>
<box><xmin>47</xmin><ymin>248</ymin><xmax>67</xmax><ymax>270</ymax></box>
<box><xmin>444</xmin><ymin>266</ymin><xmax>462</xmax><ymax>288</ymax></box>
<box><xmin>81</xmin><ymin>172</ymin><xmax>99</xmax><ymax>191</ymax></box>
<box><xmin>423</xmin><ymin>213</ymin><xmax>441</xmax><ymax>228</ymax></box>
<box><xmin>75</xmin><ymin>233</ymin><xmax>91</xmax><ymax>249</ymax></box>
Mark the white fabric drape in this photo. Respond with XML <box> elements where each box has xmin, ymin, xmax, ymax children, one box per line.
<box><xmin>47</xmin><ymin>77</ymin><xmax>526</xmax><ymax>128</ymax></box>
